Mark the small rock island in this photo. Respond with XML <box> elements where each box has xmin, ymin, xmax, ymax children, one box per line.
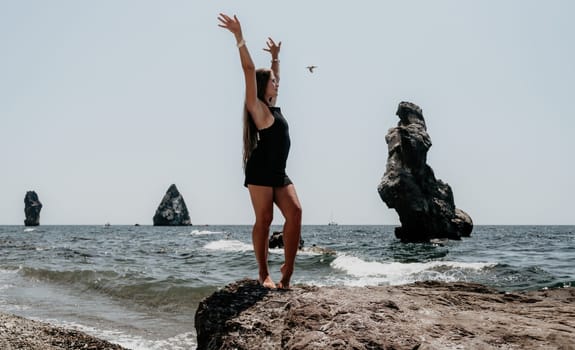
<box><xmin>153</xmin><ymin>184</ymin><xmax>192</xmax><ymax>226</ymax></box>
<box><xmin>24</xmin><ymin>190</ymin><xmax>42</xmax><ymax>226</ymax></box>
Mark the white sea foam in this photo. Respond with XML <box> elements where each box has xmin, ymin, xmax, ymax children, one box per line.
<box><xmin>330</xmin><ymin>254</ymin><xmax>496</xmax><ymax>286</ymax></box>
<box><xmin>48</xmin><ymin>320</ymin><xmax>196</xmax><ymax>350</ymax></box>
<box><xmin>268</xmin><ymin>248</ymin><xmax>284</xmax><ymax>255</ymax></box>
<box><xmin>118</xmin><ymin>332</ymin><xmax>196</xmax><ymax>350</ymax></box>
<box><xmin>203</xmin><ymin>240</ymin><xmax>252</xmax><ymax>252</ymax></box>
<box><xmin>0</xmin><ymin>268</ymin><xmax>17</xmax><ymax>290</ymax></box>
<box><xmin>205</xmin><ymin>243</ymin><xmax>326</xmax><ymax>256</ymax></box>
<box><xmin>267</xmin><ymin>247</ymin><xmax>325</xmax><ymax>256</ymax></box>
<box><xmin>23</xmin><ymin>228</ymin><xmax>35</xmax><ymax>232</ymax></box>
<box><xmin>294</xmin><ymin>249</ymin><xmax>324</xmax><ymax>256</ymax></box>
<box><xmin>191</xmin><ymin>229</ymin><xmax>226</xmax><ymax>236</ymax></box>
<box><xmin>0</xmin><ymin>268</ymin><xmax>17</xmax><ymax>275</ymax></box>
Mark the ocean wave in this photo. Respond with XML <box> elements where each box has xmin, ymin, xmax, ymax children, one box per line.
<box><xmin>0</xmin><ymin>266</ymin><xmax>19</xmax><ymax>273</ymax></box>
<box><xmin>0</xmin><ymin>240</ymin><xmax>38</xmax><ymax>250</ymax></box>
<box><xmin>115</xmin><ymin>331</ymin><xmax>196</xmax><ymax>350</ymax></box>
<box><xmin>0</xmin><ymin>268</ymin><xmax>18</xmax><ymax>290</ymax></box>
<box><xmin>17</xmin><ymin>267</ymin><xmax>216</xmax><ymax>310</ymax></box>
<box><xmin>191</xmin><ymin>229</ymin><xmax>227</xmax><ymax>236</ymax></box>
<box><xmin>23</xmin><ymin>228</ymin><xmax>36</xmax><ymax>232</ymax></box>
<box><xmin>52</xmin><ymin>320</ymin><xmax>196</xmax><ymax>350</ymax></box>
<box><xmin>20</xmin><ymin>267</ymin><xmax>121</xmax><ymax>285</ymax></box>
<box><xmin>269</xmin><ymin>246</ymin><xmax>332</xmax><ymax>257</ymax></box>
<box><xmin>267</xmin><ymin>247</ymin><xmax>291</xmax><ymax>256</ymax></box>
<box><xmin>203</xmin><ymin>240</ymin><xmax>252</xmax><ymax>252</ymax></box>
<box><xmin>54</xmin><ymin>247</ymin><xmax>97</xmax><ymax>258</ymax></box>
<box><xmin>203</xmin><ymin>240</ymin><xmax>332</xmax><ymax>256</ymax></box>
<box><xmin>113</xmin><ymin>282</ymin><xmax>216</xmax><ymax>310</ymax></box>
<box><xmin>330</xmin><ymin>254</ymin><xmax>496</xmax><ymax>286</ymax></box>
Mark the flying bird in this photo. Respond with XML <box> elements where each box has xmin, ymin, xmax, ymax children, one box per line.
<box><xmin>306</xmin><ymin>65</ymin><xmax>318</xmax><ymax>73</ymax></box>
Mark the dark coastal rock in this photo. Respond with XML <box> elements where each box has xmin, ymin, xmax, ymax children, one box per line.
<box><xmin>194</xmin><ymin>279</ymin><xmax>270</xmax><ymax>350</ymax></box>
<box><xmin>194</xmin><ymin>279</ymin><xmax>575</xmax><ymax>350</ymax></box>
<box><xmin>153</xmin><ymin>184</ymin><xmax>192</xmax><ymax>226</ymax></box>
<box><xmin>269</xmin><ymin>231</ymin><xmax>304</xmax><ymax>249</ymax></box>
<box><xmin>24</xmin><ymin>191</ymin><xmax>42</xmax><ymax>226</ymax></box>
<box><xmin>377</xmin><ymin>101</ymin><xmax>473</xmax><ymax>242</ymax></box>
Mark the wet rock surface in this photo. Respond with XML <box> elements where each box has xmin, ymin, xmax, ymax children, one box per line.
<box><xmin>195</xmin><ymin>279</ymin><xmax>575</xmax><ymax>350</ymax></box>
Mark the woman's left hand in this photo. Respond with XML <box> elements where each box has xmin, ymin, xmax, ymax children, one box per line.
<box><xmin>263</xmin><ymin>37</ymin><xmax>281</xmax><ymax>59</ymax></box>
<box><xmin>217</xmin><ymin>13</ymin><xmax>242</xmax><ymax>39</ymax></box>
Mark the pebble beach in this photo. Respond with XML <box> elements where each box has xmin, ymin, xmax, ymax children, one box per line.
<box><xmin>0</xmin><ymin>312</ymin><xmax>127</xmax><ymax>350</ymax></box>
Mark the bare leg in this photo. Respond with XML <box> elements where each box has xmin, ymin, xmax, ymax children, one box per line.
<box><xmin>274</xmin><ymin>184</ymin><xmax>302</xmax><ymax>289</ymax></box>
<box><xmin>248</xmin><ymin>185</ymin><xmax>276</xmax><ymax>289</ymax></box>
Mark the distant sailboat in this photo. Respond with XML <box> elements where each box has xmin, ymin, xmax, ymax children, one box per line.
<box><xmin>328</xmin><ymin>212</ymin><xmax>338</xmax><ymax>226</ymax></box>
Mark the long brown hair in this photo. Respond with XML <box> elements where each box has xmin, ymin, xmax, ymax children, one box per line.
<box><xmin>243</xmin><ymin>68</ymin><xmax>272</xmax><ymax>169</ymax></box>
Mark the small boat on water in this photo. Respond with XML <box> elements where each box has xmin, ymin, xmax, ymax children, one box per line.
<box><xmin>328</xmin><ymin>212</ymin><xmax>338</xmax><ymax>226</ymax></box>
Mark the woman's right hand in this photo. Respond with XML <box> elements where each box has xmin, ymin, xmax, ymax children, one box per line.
<box><xmin>217</xmin><ymin>13</ymin><xmax>242</xmax><ymax>39</ymax></box>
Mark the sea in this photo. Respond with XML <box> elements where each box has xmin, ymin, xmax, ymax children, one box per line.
<box><xmin>0</xmin><ymin>225</ymin><xmax>573</xmax><ymax>349</ymax></box>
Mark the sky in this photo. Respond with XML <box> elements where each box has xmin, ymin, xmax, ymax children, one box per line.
<box><xmin>1</xmin><ymin>1</ymin><xmax>574</xmax><ymax>225</ymax></box>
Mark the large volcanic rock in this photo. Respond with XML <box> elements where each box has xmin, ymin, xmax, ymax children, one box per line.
<box><xmin>153</xmin><ymin>184</ymin><xmax>192</xmax><ymax>226</ymax></box>
<box><xmin>24</xmin><ymin>191</ymin><xmax>42</xmax><ymax>226</ymax></box>
<box><xmin>377</xmin><ymin>102</ymin><xmax>472</xmax><ymax>242</ymax></box>
<box><xmin>194</xmin><ymin>279</ymin><xmax>575</xmax><ymax>350</ymax></box>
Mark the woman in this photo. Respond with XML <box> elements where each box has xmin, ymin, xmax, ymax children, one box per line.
<box><xmin>218</xmin><ymin>13</ymin><xmax>302</xmax><ymax>289</ymax></box>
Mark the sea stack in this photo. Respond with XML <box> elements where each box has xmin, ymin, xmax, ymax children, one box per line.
<box><xmin>377</xmin><ymin>101</ymin><xmax>473</xmax><ymax>242</ymax></box>
<box><xmin>153</xmin><ymin>184</ymin><xmax>192</xmax><ymax>226</ymax></box>
<box><xmin>24</xmin><ymin>191</ymin><xmax>43</xmax><ymax>226</ymax></box>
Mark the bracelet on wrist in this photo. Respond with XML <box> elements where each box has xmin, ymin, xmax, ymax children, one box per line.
<box><xmin>237</xmin><ymin>39</ymin><xmax>245</xmax><ymax>48</ymax></box>
<box><xmin>272</xmin><ymin>58</ymin><xmax>279</xmax><ymax>63</ymax></box>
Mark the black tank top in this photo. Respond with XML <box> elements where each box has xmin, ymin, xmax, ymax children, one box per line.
<box><xmin>244</xmin><ymin>106</ymin><xmax>292</xmax><ymax>187</ymax></box>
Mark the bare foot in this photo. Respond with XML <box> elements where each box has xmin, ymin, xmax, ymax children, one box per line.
<box><xmin>277</xmin><ymin>264</ymin><xmax>293</xmax><ymax>290</ymax></box>
<box><xmin>258</xmin><ymin>275</ymin><xmax>276</xmax><ymax>289</ymax></box>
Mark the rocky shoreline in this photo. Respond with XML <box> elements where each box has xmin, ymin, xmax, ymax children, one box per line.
<box><xmin>196</xmin><ymin>279</ymin><xmax>575</xmax><ymax>350</ymax></box>
<box><xmin>2</xmin><ymin>280</ymin><xmax>574</xmax><ymax>350</ymax></box>
<box><xmin>0</xmin><ymin>312</ymin><xmax>128</xmax><ymax>350</ymax></box>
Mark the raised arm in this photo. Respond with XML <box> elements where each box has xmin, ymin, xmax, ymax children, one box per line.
<box><xmin>218</xmin><ymin>13</ymin><xmax>271</xmax><ymax>129</ymax></box>
<box><xmin>264</xmin><ymin>37</ymin><xmax>281</xmax><ymax>84</ymax></box>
